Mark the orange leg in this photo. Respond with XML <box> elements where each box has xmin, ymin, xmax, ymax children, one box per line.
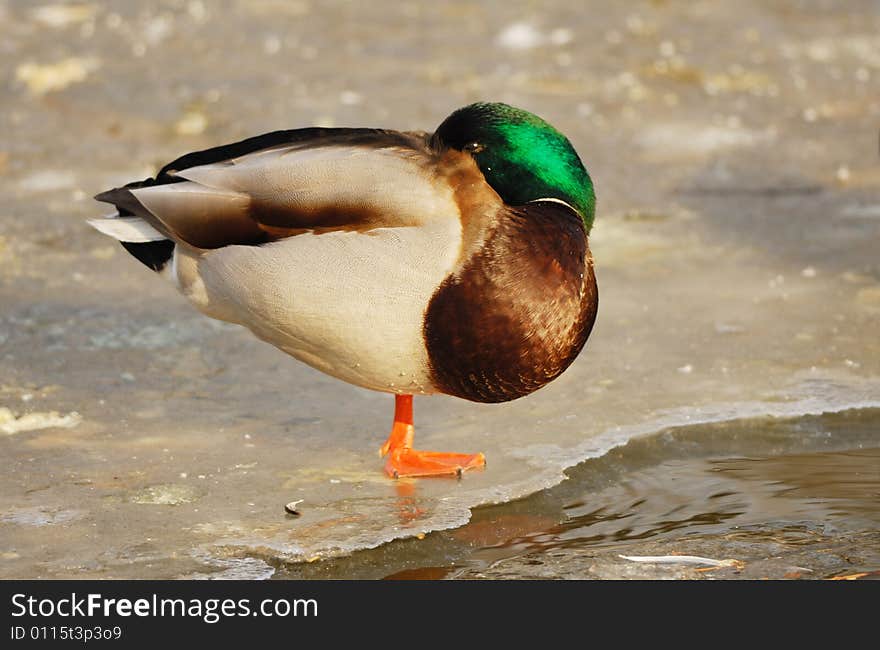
<box><xmin>379</xmin><ymin>394</ymin><xmax>485</xmax><ymax>478</ymax></box>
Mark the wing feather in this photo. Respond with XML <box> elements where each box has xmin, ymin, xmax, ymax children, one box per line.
<box><xmin>95</xmin><ymin>129</ymin><xmax>450</xmax><ymax>249</ymax></box>
<box><xmin>129</xmin><ymin>183</ymin><xmax>261</xmax><ymax>248</ymax></box>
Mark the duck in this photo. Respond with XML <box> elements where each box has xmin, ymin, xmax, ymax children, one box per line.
<box><xmin>88</xmin><ymin>102</ymin><xmax>598</xmax><ymax>479</ymax></box>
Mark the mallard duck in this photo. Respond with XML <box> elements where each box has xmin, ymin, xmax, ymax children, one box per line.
<box><xmin>89</xmin><ymin>102</ymin><xmax>598</xmax><ymax>478</ymax></box>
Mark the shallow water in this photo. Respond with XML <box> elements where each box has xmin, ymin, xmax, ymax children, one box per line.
<box><xmin>271</xmin><ymin>409</ymin><xmax>880</xmax><ymax>579</ymax></box>
<box><xmin>1</xmin><ymin>1</ymin><xmax>879</xmax><ymax>578</ymax></box>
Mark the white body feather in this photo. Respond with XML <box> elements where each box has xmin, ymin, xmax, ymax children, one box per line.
<box><xmin>177</xmin><ymin>220</ymin><xmax>460</xmax><ymax>394</ymax></box>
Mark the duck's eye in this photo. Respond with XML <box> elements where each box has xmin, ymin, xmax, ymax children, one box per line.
<box><xmin>463</xmin><ymin>141</ymin><xmax>485</xmax><ymax>154</ymax></box>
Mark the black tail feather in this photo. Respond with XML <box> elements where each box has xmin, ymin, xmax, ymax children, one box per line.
<box><xmin>120</xmin><ymin>240</ymin><xmax>175</xmax><ymax>272</ymax></box>
<box><xmin>95</xmin><ymin>178</ymin><xmax>175</xmax><ymax>273</ymax></box>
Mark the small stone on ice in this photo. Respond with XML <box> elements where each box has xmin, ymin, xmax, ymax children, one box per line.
<box><xmin>677</xmin><ymin>364</ymin><xmax>694</xmax><ymax>374</ymax></box>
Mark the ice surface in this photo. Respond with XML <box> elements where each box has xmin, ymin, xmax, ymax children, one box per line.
<box><xmin>0</xmin><ymin>1</ymin><xmax>878</xmax><ymax>578</ymax></box>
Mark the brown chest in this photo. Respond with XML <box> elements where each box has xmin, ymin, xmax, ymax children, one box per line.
<box><xmin>424</xmin><ymin>204</ymin><xmax>598</xmax><ymax>403</ymax></box>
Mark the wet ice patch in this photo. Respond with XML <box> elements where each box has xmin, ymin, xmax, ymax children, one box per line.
<box><xmin>782</xmin><ymin>35</ymin><xmax>880</xmax><ymax>67</ymax></box>
<box><xmin>855</xmin><ymin>286</ymin><xmax>880</xmax><ymax>313</ymax></box>
<box><xmin>86</xmin><ymin>320</ymin><xmax>222</xmax><ymax>350</ymax></box>
<box><xmin>185</xmin><ymin>553</ymin><xmax>275</xmax><ymax>580</ymax></box>
<box><xmin>638</xmin><ymin>123</ymin><xmax>773</xmax><ymax>155</ymax></box>
<box><xmin>129</xmin><ymin>484</ymin><xmax>203</xmax><ymax>505</ymax></box>
<box><xmin>19</xmin><ymin>170</ymin><xmax>77</xmax><ymax>193</ymax></box>
<box><xmin>841</xmin><ymin>204</ymin><xmax>880</xmax><ymax>219</ymax></box>
<box><xmin>1</xmin><ymin>507</ymin><xmax>82</xmax><ymax>526</ymax></box>
<box><xmin>32</xmin><ymin>4</ymin><xmax>98</xmax><ymax>29</ymax></box>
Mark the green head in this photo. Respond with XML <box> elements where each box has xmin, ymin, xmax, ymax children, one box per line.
<box><xmin>433</xmin><ymin>102</ymin><xmax>595</xmax><ymax>230</ymax></box>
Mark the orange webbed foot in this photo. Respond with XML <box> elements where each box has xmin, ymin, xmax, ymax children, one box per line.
<box><xmin>384</xmin><ymin>448</ymin><xmax>486</xmax><ymax>479</ymax></box>
<box><xmin>379</xmin><ymin>395</ymin><xmax>486</xmax><ymax>479</ymax></box>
